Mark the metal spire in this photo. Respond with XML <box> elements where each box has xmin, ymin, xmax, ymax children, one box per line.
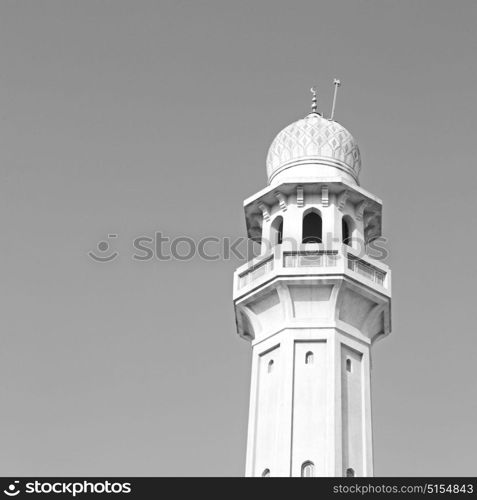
<box><xmin>330</xmin><ymin>78</ymin><xmax>341</xmax><ymax>121</ymax></box>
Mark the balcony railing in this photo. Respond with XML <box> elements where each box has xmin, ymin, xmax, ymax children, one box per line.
<box><xmin>283</xmin><ymin>250</ymin><xmax>338</xmax><ymax>268</ymax></box>
<box><xmin>238</xmin><ymin>255</ymin><xmax>274</xmax><ymax>289</ymax></box>
<box><xmin>347</xmin><ymin>256</ymin><xmax>386</xmax><ymax>286</ymax></box>
<box><xmin>235</xmin><ymin>246</ymin><xmax>388</xmax><ymax>293</ymax></box>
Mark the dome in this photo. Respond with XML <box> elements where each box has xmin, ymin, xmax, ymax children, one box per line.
<box><xmin>266</xmin><ymin>112</ymin><xmax>361</xmax><ymax>185</ymax></box>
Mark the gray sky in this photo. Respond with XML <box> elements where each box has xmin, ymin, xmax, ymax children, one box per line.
<box><xmin>0</xmin><ymin>0</ymin><xmax>476</xmax><ymax>476</ymax></box>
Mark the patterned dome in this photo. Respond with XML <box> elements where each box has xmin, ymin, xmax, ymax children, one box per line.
<box><xmin>266</xmin><ymin>113</ymin><xmax>361</xmax><ymax>184</ymax></box>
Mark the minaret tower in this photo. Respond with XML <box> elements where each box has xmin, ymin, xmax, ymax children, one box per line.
<box><xmin>233</xmin><ymin>84</ymin><xmax>391</xmax><ymax>477</ymax></box>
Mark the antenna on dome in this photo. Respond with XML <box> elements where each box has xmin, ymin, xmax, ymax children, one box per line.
<box><xmin>310</xmin><ymin>87</ymin><xmax>318</xmax><ymax>114</ymax></box>
<box><xmin>330</xmin><ymin>78</ymin><xmax>341</xmax><ymax>121</ymax></box>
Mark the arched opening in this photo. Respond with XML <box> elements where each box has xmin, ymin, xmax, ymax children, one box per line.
<box><xmin>305</xmin><ymin>351</ymin><xmax>314</xmax><ymax>364</ymax></box>
<box><xmin>262</xmin><ymin>468</ymin><xmax>270</xmax><ymax>477</ymax></box>
<box><xmin>342</xmin><ymin>218</ymin><xmax>350</xmax><ymax>245</ymax></box>
<box><xmin>302</xmin><ymin>210</ymin><xmax>322</xmax><ymax>243</ymax></box>
<box><xmin>267</xmin><ymin>360</ymin><xmax>274</xmax><ymax>373</ymax></box>
<box><xmin>301</xmin><ymin>461</ymin><xmax>315</xmax><ymax>477</ymax></box>
<box><xmin>346</xmin><ymin>468</ymin><xmax>355</xmax><ymax>477</ymax></box>
<box><xmin>342</xmin><ymin>216</ymin><xmax>354</xmax><ymax>246</ymax></box>
<box><xmin>271</xmin><ymin>216</ymin><xmax>283</xmax><ymax>245</ymax></box>
<box><xmin>346</xmin><ymin>358</ymin><xmax>352</xmax><ymax>372</ymax></box>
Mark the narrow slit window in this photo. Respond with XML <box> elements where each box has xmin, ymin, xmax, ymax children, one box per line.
<box><xmin>277</xmin><ymin>219</ymin><xmax>283</xmax><ymax>245</ymax></box>
<box><xmin>271</xmin><ymin>216</ymin><xmax>284</xmax><ymax>246</ymax></box>
<box><xmin>301</xmin><ymin>461</ymin><xmax>315</xmax><ymax>477</ymax></box>
<box><xmin>305</xmin><ymin>351</ymin><xmax>314</xmax><ymax>364</ymax></box>
<box><xmin>346</xmin><ymin>358</ymin><xmax>352</xmax><ymax>372</ymax></box>
<box><xmin>268</xmin><ymin>360</ymin><xmax>274</xmax><ymax>373</ymax></box>
<box><xmin>342</xmin><ymin>217</ymin><xmax>351</xmax><ymax>245</ymax></box>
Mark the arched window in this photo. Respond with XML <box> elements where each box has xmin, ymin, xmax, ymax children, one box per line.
<box><xmin>268</xmin><ymin>360</ymin><xmax>274</xmax><ymax>373</ymax></box>
<box><xmin>305</xmin><ymin>351</ymin><xmax>314</xmax><ymax>364</ymax></box>
<box><xmin>346</xmin><ymin>468</ymin><xmax>355</xmax><ymax>477</ymax></box>
<box><xmin>342</xmin><ymin>218</ymin><xmax>350</xmax><ymax>245</ymax></box>
<box><xmin>302</xmin><ymin>210</ymin><xmax>322</xmax><ymax>243</ymax></box>
<box><xmin>301</xmin><ymin>461</ymin><xmax>315</xmax><ymax>477</ymax></box>
<box><xmin>271</xmin><ymin>216</ymin><xmax>283</xmax><ymax>245</ymax></box>
<box><xmin>346</xmin><ymin>358</ymin><xmax>352</xmax><ymax>372</ymax></box>
<box><xmin>262</xmin><ymin>468</ymin><xmax>270</xmax><ymax>477</ymax></box>
<box><xmin>342</xmin><ymin>215</ymin><xmax>354</xmax><ymax>246</ymax></box>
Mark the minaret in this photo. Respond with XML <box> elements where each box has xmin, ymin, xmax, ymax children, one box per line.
<box><xmin>233</xmin><ymin>84</ymin><xmax>392</xmax><ymax>477</ymax></box>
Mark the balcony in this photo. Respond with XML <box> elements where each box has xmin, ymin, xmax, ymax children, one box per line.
<box><xmin>347</xmin><ymin>255</ymin><xmax>386</xmax><ymax>286</ymax></box>
<box><xmin>234</xmin><ymin>244</ymin><xmax>390</xmax><ymax>298</ymax></box>
<box><xmin>283</xmin><ymin>250</ymin><xmax>339</xmax><ymax>269</ymax></box>
<box><xmin>237</xmin><ymin>255</ymin><xmax>274</xmax><ymax>288</ymax></box>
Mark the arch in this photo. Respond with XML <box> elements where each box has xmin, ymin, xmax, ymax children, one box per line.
<box><xmin>270</xmin><ymin>216</ymin><xmax>283</xmax><ymax>245</ymax></box>
<box><xmin>346</xmin><ymin>468</ymin><xmax>355</xmax><ymax>477</ymax></box>
<box><xmin>302</xmin><ymin>209</ymin><xmax>322</xmax><ymax>244</ymax></box>
<box><xmin>262</xmin><ymin>468</ymin><xmax>271</xmax><ymax>477</ymax></box>
<box><xmin>301</xmin><ymin>461</ymin><xmax>315</xmax><ymax>477</ymax></box>
<box><xmin>342</xmin><ymin>215</ymin><xmax>354</xmax><ymax>246</ymax></box>
<box><xmin>305</xmin><ymin>351</ymin><xmax>314</xmax><ymax>364</ymax></box>
<box><xmin>346</xmin><ymin>358</ymin><xmax>352</xmax><ymax>372</ymax></box>
<box><xmin>267</xmin><ymin>359</ymin><xmax>274</xmax><ymax>373</ymax></box>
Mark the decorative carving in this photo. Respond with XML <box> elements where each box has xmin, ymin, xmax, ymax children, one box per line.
<box><xmin>364</xmin><ymin>212</ymin><xmax>378</xmax><ymax>227</ymax></box>
<box><xmin>365</xmin><ymin>222</ymin><xmax>380</xmax><ymax>243</ymax></box>
<box><xmin>355</xmin><ymin>200</ymin><xmax>368</xmax><ymax>221</ymax></box>
<box><xmin>266</xmin><ymin>114</ymin><xmax>361</xmax><ymax>181</ymax></box>
<box><xmin>249</xmin><ymin>213</ymin><xmax>263</xmax><ymax>229</ymax></box>
<box><xmin>364</xmin><ymin>212</ymin><xmax>381</xmax><ymax>243</ymax></box>
<box><xmin>257</xmin><ymin>202</ymin><xmax>270</xmax><ymax>221</ymax></box>
<box><xmin>297</xmin><ymin>185</ymin><xmax>304</xmax><ymax>207</ymax></box>
<box><xmin>337</xmin><ymin>190</ymin><xmax>350</xmax><ymax>211</ymax></box>
<box><xmin>275</xmin><ymin>192</ymin><xmax>288</xmax><ymax>211</ymax></box>
<box><xmin>321</xmin><ymin>185</ymin><xmax>329</xmax><ymax>207</ymax></box>
<box><xmin>248</xmin><ymin>213</ymin><xmax>263</xmax><ymax>242</ymax></box>
<box><xmin>249</xmin><ymin>226</ymin><xmax>262</xmax><ymax>242</ymax></box>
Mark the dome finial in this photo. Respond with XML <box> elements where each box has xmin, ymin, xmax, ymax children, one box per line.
<box><xmin>310</xmin><ymin>87</ymin><xmax>318</xmax><ymax>114</ymax></box>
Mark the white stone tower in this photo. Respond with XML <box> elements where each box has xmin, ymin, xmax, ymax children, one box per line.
<box><xmin>233</xmin><ymin>86</ymin><xmax>392</xmax><ymax>477</ymax></box>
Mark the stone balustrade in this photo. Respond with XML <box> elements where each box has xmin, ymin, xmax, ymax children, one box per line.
<box><xmin>235</xmin><ymin>244</ymin><xmax>390</xmax><ymax>296</ymax></box>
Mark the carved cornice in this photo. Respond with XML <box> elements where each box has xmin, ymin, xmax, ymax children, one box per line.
<box><xmin>257</xmin><ymin>202</ymin><xmax>270</xmax><ymax>221</ymax></box>
<box><xmin>364</xmin><ymin>212</ymin><xmax>379</xmax><ymax>227</ymax></box>
<box><xmin>248</xmin><ymin>213</ymin><xmax>263</xmax><ymax>242</ymax></box>
<box><xmin>321</xmin><ymin>185</ymin><xmax>329</xmax><ymax>207</ymax></box>
<box><xmin>364</xmin><ymin>227</ymin><xmax>378</xmax><ymax>242</ymax></box>
<box><xmin>337</xmin><ymin>189</ymin><xmax>350</xmax><ymax>212</ymax></box>
<box><xmin>297</xmin><ymin>185</ymin><xmax>304</xmax><ymax>207</ymax></box>
<box><xmin>275</xmin><ymin>192</ymin><xmax>288</xmax><ymax>211</ymax></box>
<box><xmin>355</xmin><ymin>200</ymin><xmax>368</xmax><ymax>221</ymax></box>
<box><xmin>249</xmin><ymin>213</ymin><xmax>263</xmax><ymax>229</ymax></box>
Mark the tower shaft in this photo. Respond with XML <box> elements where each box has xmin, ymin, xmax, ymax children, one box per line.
<box><xmin>245</xmin><ymin>326</ymin><xmax>373</xmax><ymax>477</ymax></box>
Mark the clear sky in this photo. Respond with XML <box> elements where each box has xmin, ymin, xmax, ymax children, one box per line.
<box><xmin>0</xmin><ymin>0</ymin><xmax>476</xmax><ymax>476</ymax></box>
